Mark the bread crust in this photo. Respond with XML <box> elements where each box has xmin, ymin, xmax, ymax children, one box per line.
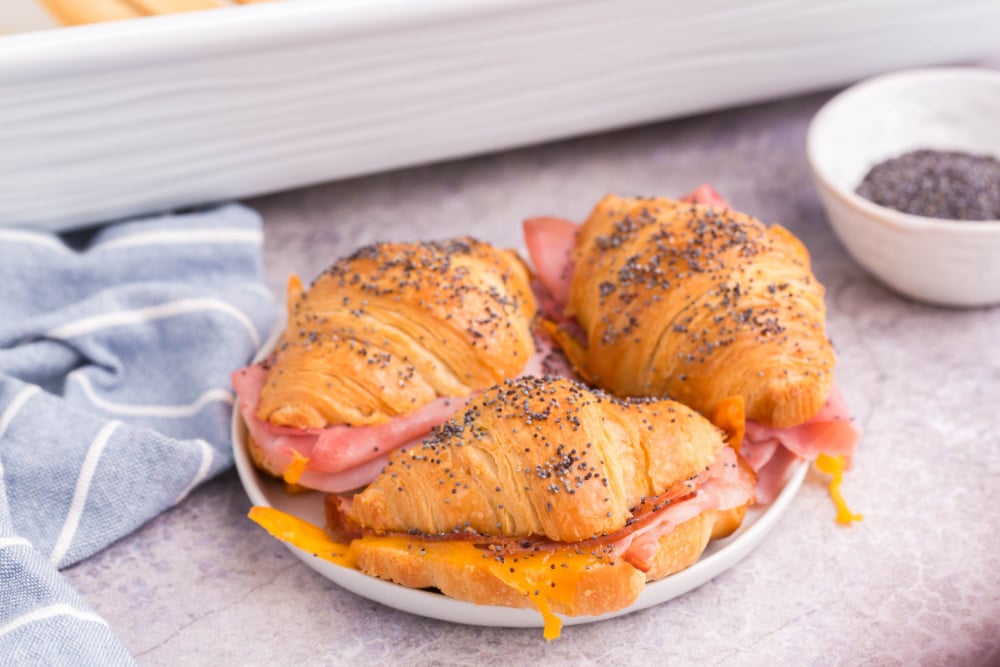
<box><xmin>246</xmin><ymin>434</ymin><xmax>310</xmax><ymax>493</ymax></box>
<box><xmin>350</xmin><ymin>505</ymin><xmax>745</xmax><ymax>618</ymax></box>
<box><xmin>257</xmin><ymin>239</ymin><xmax>537</xmax><ymax>430</ymax></box>
<box><xmin>565</xmin><ymin>195</ymin><xmax>834</xmax><ymax>428</ymax></box>
<box><xmin>246</xmin><ymin>434</ymin><xmax>281</xmax><ymax>478</ymax></box>
<box><xmin>352</xmin><ymin>536</ymin><xmax>646</xmax><ymax>617</ymax></box>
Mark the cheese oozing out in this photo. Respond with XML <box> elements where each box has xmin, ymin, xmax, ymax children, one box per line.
<box><xmin>248</xmin><ymin>506</ymin><xmax>576</xmax><ymax>639</ymax></box>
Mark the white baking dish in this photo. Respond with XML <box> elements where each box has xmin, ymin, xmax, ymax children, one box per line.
<box><xmin>2</xmin><ymin>0</ymin><xmax>999</xmax><ymax>231</ymax></box>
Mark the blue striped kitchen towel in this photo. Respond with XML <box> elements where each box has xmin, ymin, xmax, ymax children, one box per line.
<box><xmin>0</xmin><ymin>204</ymin><xmax>277</xmax><ymax>665</ymax></box>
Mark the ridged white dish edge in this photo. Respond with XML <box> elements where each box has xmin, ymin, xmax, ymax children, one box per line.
<box><xmin>4</xmin><ymin>0</ymin><xmax>1000</xmax><ymax>231</ymax></box>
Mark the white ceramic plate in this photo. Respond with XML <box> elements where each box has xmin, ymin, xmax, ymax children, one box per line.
<box><xmin>807</xmin><ymin>67</ymin><xmax>1000</xmax><ymax>307</ymax></box>
<box><xmin>230</xmin><ymin>344</ymin><xmax>807</xmax><ymax>629</ymax></box>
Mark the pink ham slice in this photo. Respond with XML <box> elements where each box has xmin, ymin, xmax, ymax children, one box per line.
<box><xmin>523</xmin><ymin>217</ymin><xmax>578</xmax><ymax>310</ymax></box>
<box><xmin>232</xmin><ymin>327</ymin><xmax>577</xmax><ymax>494</ymax></box>
<box><xmin>680</xmin><ymin>183</ymin><xmax>731</xmax><ymax>209</ymax></box>
<box><xmin>613</xmin><ymin>445</ymin><xmax>754</xmax><ymax>571</ymax></box>
<box><xmin>744</xmin><ymin>385</ymin><xmax>859</xmax><ymax>463</ymax></box>
<box><xmin>296</xmin><ymin>453</ymin><xmax>395</xmax><ymax>495</ymax></box>
<box><xmin>522</xmin><ymin>185</ymin><xmax>860</xmax><ymax>505</ymax></box>
<box><xmin>742</xmin><ymin>385</ymin><xmax>860</xmax><ymax>503</ymax></box>
<box><xmin>232</xmin><ymin>364</ymin><xmax>467</xmax><ymax>493</ymax></box>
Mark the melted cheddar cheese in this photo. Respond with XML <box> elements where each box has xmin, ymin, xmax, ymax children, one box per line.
<box><xmin>249</xmin><ymin>506</ymin><xmax>355</xmax><ymax>568</ymax></box>
<box><xmin>815</xmin><ymin>454</ymin><xmax>862</xmax><ymax>525</ymax></box>
<box><xmin>248</xmin><ymin>505</ymin><xmax>625</xmax><ymax>639</ymax></box>
<box><xmin>711</xmin><ymin>396</ymin><xmax>746</xmax><ymax>453</ymax></box>
<box><xmin>282</xmin><ymin>450</ymin><xmax>310</xmax><ymax>485</ymax></box>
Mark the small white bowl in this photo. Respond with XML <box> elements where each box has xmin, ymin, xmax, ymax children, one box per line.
<box><xmin>807</xmin><ymin>67</ymin><xmax>1000</xmax><ymax>308</ymax></box>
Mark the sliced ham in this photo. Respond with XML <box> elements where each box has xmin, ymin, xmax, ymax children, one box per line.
<box><xmin>743</xmin><ymin>443</ymin><xmax>799</xmax><ymax>505</ymax></box>
<box><xmin>294</xmin><ymin>453</ymin><xmax>393</xmax><ymax>494</ymax></box>
<box><xmin>752</xmin><ymin>384</ymin><xmax>859</xmax><ymax>461</ymax></box>
<box><xmin>523</xmin><ymin>216</ymin><xmax>578</xmax><ymax>309</ymax></box>
<box><xmin>232</xmin><ymin>364</ymin><xmax>468</xmax><ymax>492</ymax></box>
<box><xmin>742</xmin><ymin>385</ymin><xmax>860</xmax><ymax>503</ymax></box>
<box><xmin>679</xmin><ymin>183</ymin><xmax>731</xmax><ymax>209</ymax></box>
<box><xmin>614</xmin><ymin>445</ymin><xmax>754</xmax><ymax>571</ymax></box>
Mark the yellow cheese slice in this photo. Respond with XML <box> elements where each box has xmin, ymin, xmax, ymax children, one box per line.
<box><xmin>248</xmin><ymin>505</ymin><xmax>625</xmax><ymax>639</ymax></box>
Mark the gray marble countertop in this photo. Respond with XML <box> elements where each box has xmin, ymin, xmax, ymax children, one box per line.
<box><xmin>65</xmin><ymin>85</ymin><xmax>1000</xmax><ymax>666</ymax></box>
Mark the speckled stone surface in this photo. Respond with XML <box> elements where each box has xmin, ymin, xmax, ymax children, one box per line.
<box><xmin>64</xmin><ymin>84</ymin><xmax>1000</xmax><ymax>666</ymax></box>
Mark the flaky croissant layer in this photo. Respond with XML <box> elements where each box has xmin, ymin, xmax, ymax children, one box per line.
<box><xmin>344</xmin><ymin>376</ymin><xmax>727</xmax><ymax>543</ymax></box>
<box><xmin>257</xmin><ymin>238</ymin><xmax>537</xmax><ymax>429</ymax></box>
<box><xmin>565</xmin><ymin>195</ymin><xmax>835</xmax><ymax>428</ymax></box>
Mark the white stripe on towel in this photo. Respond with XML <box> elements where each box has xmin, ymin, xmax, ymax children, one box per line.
<box><xmin>0</xmin><ymin>603</ymin><xmax>107</xmax><ymax>641</ymax></box>
<box><xmin>0</xmin><ymin>385</ymin><xmax>40</xmax><ymax>440</ymax></box>
<box><xmin>70</xmin><ymin>372</ymin><xmax>234</xmax><ymax>417</ymax></box>
<box><xmin>0</xmin><ymin>537</ymin><xmax>32</xmax><ymax>551</ymax></box>
<box><xmin>46</xmin><ymin>297</ymin><xmax>261</xmax><ymax>349</ymax></box>
<box><xmin>173</xmin><ymin>439</ymin><xmax>214</xmax><ymax>505</ymax></box>
<box><xmin>49</xmin><ymin>421</ymin><xmax>122</xmax><ymax>568</ymax></box>
<box><xmin>94</xmin><ymin>228</ymin><xmax>263</xmax><ymax>251</ymax></box>
<box><xmin>0</xmin><ymin>229</ymin><xmax>69</xmax><ymax>254</ymax></box>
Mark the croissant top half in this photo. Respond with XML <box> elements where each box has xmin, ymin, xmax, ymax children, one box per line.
<box><xmin>257</xmin><ymin>238</ymin><xmax>537</xmax><ymax>429</ymax></box>
<box><xmin>344</xmin><ymin>376</ymin><xmax>727</xmax><ymax>543</ymax></box>
<box><xmin>566</xmin><ymin>195</ymin><xmax>834</xmax><ymax>428</ymax></box>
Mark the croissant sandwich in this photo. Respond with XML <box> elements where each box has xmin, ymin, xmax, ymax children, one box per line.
<box><xmin>233</xmin><ymin>237</ymin><xmax>560</xmax><ymax>493</ymax></box>
<box><xmin>524</xmin><ymin>188</ymin><xmax>860</xmax><ymax>518</ymax></box>
<box><xmin>249</xmin><ymin>376</ymin><xmax>755</xmax><ymax>639</ymax></box>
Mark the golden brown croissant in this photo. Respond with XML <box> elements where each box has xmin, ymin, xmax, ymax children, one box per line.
<box><xmin>233</xmin><ymin>237</ymin><xmax>540</xmax><ymax>494</ymax></box>
<box><xmin>554</xmin><ymin>194</ymin><xmax>834</xmax><ymax>429</ymax></box>
<box><xmin>258</xmin><ymin>238</ymin><xmax>537</xmax><ymax>429</ymax></box>
<box><xmin>312</xmin><ymin>377</ymin><xmax>755</xmax><ymax>636</ymax></box>
<box><xmin>346</xmin><ymin>377</ymin><xmax>726</xmax><ymax>540</ymax></box>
